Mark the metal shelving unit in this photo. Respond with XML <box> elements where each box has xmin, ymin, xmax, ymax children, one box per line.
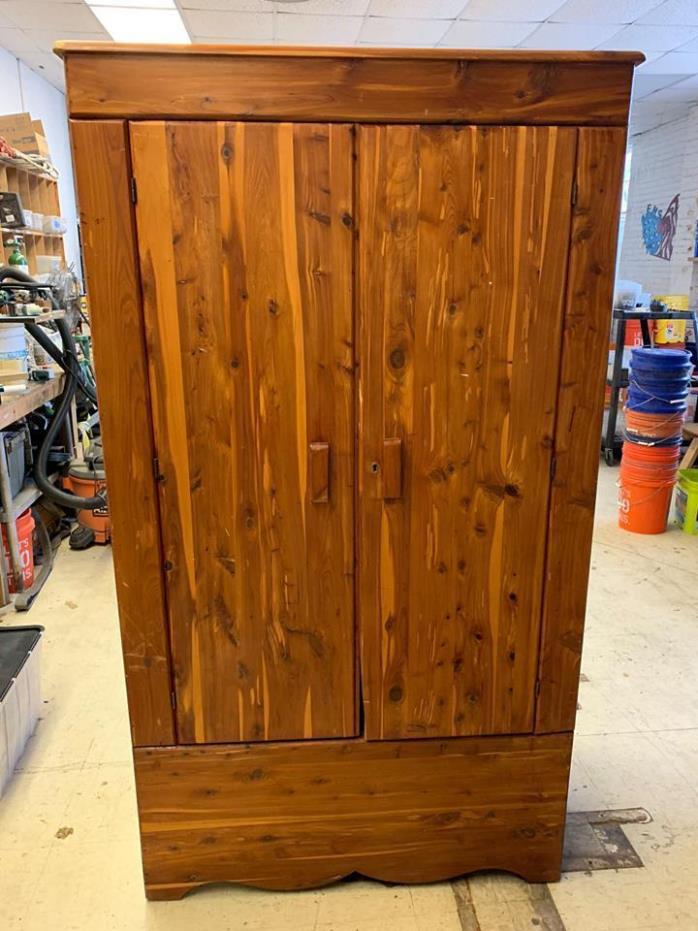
<box><xmin>603</xmin><ymin>308</ymin><xmax>698</xmax><ymax>466</ymax></box>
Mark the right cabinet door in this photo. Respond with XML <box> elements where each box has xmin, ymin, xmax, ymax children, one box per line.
<box><xmin>358</xmin><ymin>124</ymin><xmax>577</xmax><ymax>740</ymax></box>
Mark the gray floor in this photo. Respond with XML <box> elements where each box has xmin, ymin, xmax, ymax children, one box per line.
<box><xmin>1</xmin><ymin>464</ymin><xmax>697</xmax><ymax>930</ymax></box>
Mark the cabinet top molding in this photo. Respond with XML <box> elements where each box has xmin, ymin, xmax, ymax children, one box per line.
<box><xmin>54</xmin><ymin>42</ymin><xmax>644</xmax><ymax>64</ymax></box>
<box><xmin>57</xmin><ymin>43</ymin><xmax>642</xmax><ymax>125</ymax></box>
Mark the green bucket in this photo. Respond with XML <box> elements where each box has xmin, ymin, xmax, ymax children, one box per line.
<box><xmin>675</xmin><ymin>468</ymin><xmax>698</xmax><ymax>535</ymax></box>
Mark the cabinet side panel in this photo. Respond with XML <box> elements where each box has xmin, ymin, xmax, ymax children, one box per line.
<box><xmin>69</xmin><ymin>119</ymin><xmax>174</xmax><ymax>746</ymax></box>
<box><xmin>535</xmin><ymin>127</ymin><xmax>627</xmax><ymax>734</ymax></box>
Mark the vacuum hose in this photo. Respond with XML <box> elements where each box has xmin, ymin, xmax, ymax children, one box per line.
<box><xmin>0</xmin><ymin>266</ymin><xmax>105</xmax><ymax>510</ymax></box>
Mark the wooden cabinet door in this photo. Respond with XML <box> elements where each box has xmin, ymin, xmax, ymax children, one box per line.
<box><xmin>130</xmin><ymin>121</ymin><xmax>355</xmax><ymax>744</ymax></box>
<box><xmin>358</xmin><ymin>124</ymin><xmax>576</xmax><ymax>740</ymax></box>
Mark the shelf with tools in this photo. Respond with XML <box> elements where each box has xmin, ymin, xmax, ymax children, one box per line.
<box><xmin>0</xmin><ymin>157</ymin><xmax>65</xmax><ymax>276</ymax></box>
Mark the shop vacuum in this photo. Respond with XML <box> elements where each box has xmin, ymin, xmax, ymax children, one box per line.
<box><xmin>0</xmin><ymin>266</ymin><xmax>108</xmax><ymax>552</ymax></box>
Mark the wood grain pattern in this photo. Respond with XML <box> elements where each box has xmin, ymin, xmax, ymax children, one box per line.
<box><xmin>535</xmin><ymin>128</ymin><xmax>627</xmax><ymax>734</ymax></box>
<box><xmin>358</xmin><ymin>124</ymin><xmax>576</xmax><ymax>740</ymax></box>
<box><xmin>69</xmin><ymin>120</ymin><xmax>174</xmax><ymax>747</ymax></box>
<box><xmin>130</xmin><ymin>121</ymin><xmax>355</xmax><ymax>744</ymax></box>
<box><xmin>61</xmin><ymin>51</ymin><xmax>636</xmax><ymax>126</ymax></box>
<box><xmin>135</xmin><ymin>732</ymin><xmax>572</xmax><ymax>898</ymax></box>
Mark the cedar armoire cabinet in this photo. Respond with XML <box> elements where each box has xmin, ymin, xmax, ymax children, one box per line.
<box><xmin>59</xmin><ymin>43</ymin><xmax>640</xmax><ymax>899</ymax></box>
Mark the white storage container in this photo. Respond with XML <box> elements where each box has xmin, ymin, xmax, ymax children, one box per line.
<box><xmin>0</xmin><ymin>626</ymin><xmax>43</xmax><ymax>797</ymax></box>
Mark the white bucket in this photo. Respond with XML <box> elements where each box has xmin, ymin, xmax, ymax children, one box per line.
<box><xmin>0</xmin><ymin>324</ymin><xmax>28</xmax><ymax>383</ymax></box>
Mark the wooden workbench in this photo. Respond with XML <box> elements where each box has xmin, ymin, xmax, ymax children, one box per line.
<box><xmin>0</xmin><ymin>377</ymin><xmax>63</xmax><ymax>430</ymax></box>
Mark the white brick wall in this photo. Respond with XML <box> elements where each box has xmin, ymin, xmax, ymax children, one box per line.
<box><xmin>618</xmin><ymin>104</ymin><xmax>698</xmax><ymax>307</ymax></box>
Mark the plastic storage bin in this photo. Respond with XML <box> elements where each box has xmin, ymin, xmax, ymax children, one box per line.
<box><xmin>0</xmin><ymin>626</ymin><xmax>43</xmax><ymax>796</ymax></box>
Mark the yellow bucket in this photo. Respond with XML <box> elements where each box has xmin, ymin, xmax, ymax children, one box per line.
<box><xmin>675</xmin><ymin>468</ymin><xmax>698</xmax><ymax>535</ymax></box>
<box><xmin>653</xmin><ymin>294</ymin><xmax>688</xmax><ymax>344</ymax></box>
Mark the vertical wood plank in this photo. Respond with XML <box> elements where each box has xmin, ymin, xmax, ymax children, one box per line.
<box><xmin>69</xmin><ymin>120</ymin><xmax>174</xmax><ymax>747</ymax></box>
<box><xmin>130</xmin><ymin>121</ymin><xmax>355</xmax><ymax>743</ymax></box>
<box><xmin>359</xmin><ymin>124</ymin><xmax>577</xmax><ymax>740</ymax></box>
<box><xmin>535</xmin><ymin>127</ymin><xmax>627</xmax><ymax>734</ymax></box>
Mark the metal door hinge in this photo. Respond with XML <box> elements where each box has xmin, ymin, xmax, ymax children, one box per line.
<box><xmin>130</xmin><ymin>176</ymin><xmax>137</xmax><ymax>205</ymax></box>
<box><xmin>571</xmin><ymin>180</ymin><xmax>578</xmax><ymax>206</ymax></box>
<box><xmin>535</xmin><ymin>679</ymin><xmax>541</xmax><ymax>697</ymax></box>
<box><xmin>153</xmin><ymin>456</ymin><xmax>164</xmax><ymax>482</ymax></box>
<box><xmin>550</xmin><ymin>455</ymin><xmax>557</xmax><ymax>481</ymax></box>
<box><xmin>170</xmin><ymin>690</ymin><xmax>177</xmax><ymax>710</ymax></box>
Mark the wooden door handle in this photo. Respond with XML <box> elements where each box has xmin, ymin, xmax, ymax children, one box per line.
<box><xmin>382</xmin><ymin>437</ymin><xmax>402</xmax><ymax>499</ymax></box>
<box><xmin>309</xmin><ymin>442</ymin><xmax>330</xmax><ymax>503</ymax></box>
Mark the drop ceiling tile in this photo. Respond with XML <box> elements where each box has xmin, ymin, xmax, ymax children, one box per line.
<box><xmin>640</xmin><ymin>50</ymin><xmax>698</xmax><ymax>71</ymax></box>
<box><xmin>632</xmin><ymin>72</ymin><xmax>689</xmax><ymax>95</ymax></box>
<box><xmin>637</xmin><ymin>0</ymin><xmax>698</xmax><ymax>26</ymax></box>
<box><xmin>29</xmin><ymin>28</ymin><xmax>111</xmax><ymax>54</ymax></box>
<box><xmin>275</xmin><ymin>13</ymin><xmax>363</xmax><ymax>43</ymax></box>
<box><xmin>642</xmin><ymin>82</ymin><xmax>698</xmax><ymax>103</ymax></box>
<box><xmin>551</xmin><ymin>0</ymin><xmax>660</xmax><ymax>23</ymax></box>
<box><xmin>676</xmin><ymin>35</ymin><xmax>698</xmax><ymax>51</ymax></box>
<box><xmin>359</xmin><ymin>16</ymin><xmax>450</xmax><ymax>45</ymax></box>
<box><xmin>440</xmin><ymin>19</ymin><xmax>538</xmax><ymax>47</ymax></box>
<box><xmin>180</xmin><ymin>1</ymin><xmax>271</xmax><ymax>10</ymax></box>
<box><xmin>0</xmin><ymin>1</ymin><xmax>104</xmax><ymax>33</ymax></box>
<box><xmin>18</xmin><ymin>50</ymin><xmax>66</xmax><ymax>88</ymax></box>
<box><xmin>519</xmin><ymin>21</ymin><xmax>620</xmax><ymax>48</ymax></box>
<box><xmin>629</xmin><ymin>100</ymin><xmax>690</xmax><ymax>134</ymax></box>
<box><xmin>667</xmin><ymin>73</ymin><xmax>698</xmax><ymax>88</ymax></box>
<box><xmin>182</xmin><ymin>9</ymin><xmax>273</xmax><ymax>39</ymax></box>
<box><xmin>0</xmin><ymin>27</ymin><xmax>39</xmax><ymax>54</ymax></box>
<box><xmin>274</xmin><ymin>0</ymin><xmax>370</xmax><ymax>13</ymax></box>
<box><xmin>460</xmin><ymin>0</ymin><xmax>565</xmax><ymax>20</ymax></box>
<box><xmin>368</xmin><ymin>0</ymin><xmax>466</xmax><ymax>17</ymax></box>
<box><xmin>599</xmin><ymin>23</ymin><xmax>698</xmax><ymax>51</ymax></box>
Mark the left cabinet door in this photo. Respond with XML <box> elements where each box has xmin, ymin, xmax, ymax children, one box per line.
<box><xmin>130</xmin><ymin>121</ymin><xmax>356</xmax><ymax>744</ymax></box>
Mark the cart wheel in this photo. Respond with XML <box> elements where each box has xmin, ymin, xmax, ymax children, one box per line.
<box><xmin>604</xmin><ymin>447</ymin><xmax>617</xmax><ymax>466</ymax></box>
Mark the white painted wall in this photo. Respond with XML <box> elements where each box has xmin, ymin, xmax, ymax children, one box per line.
<box><xmin>618</xmin><ymin>106</ymin><xmax>698</xmax><ymax>307</ymax></box>
<box><xmin>0</xmin><ymin>46</ymin><xmax>80</xmax><ymax>277</ymax></box>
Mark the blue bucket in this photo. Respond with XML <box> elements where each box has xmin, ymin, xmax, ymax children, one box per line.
<box><xmin>630</xmin><ymin>347</ymin><xmax>693</xmax><ymax>379</ymax></box>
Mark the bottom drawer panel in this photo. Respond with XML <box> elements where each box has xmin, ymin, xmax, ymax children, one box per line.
<box><xmin>134</xmin><ymin>732</ymin><xmax>572</xmax><ymax>899</ymax></box>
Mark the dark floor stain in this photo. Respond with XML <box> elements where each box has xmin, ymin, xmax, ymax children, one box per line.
<box><xmin>562</xmin><ymin>808</ymin><xmax>650</xmax><ymax>872</ymax></box>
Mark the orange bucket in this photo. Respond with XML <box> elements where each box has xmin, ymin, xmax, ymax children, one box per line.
<box><xmin>624</xmin><ymin>408</ymin><xmax>685</xmax><ymax>441</ymax></box>
<box><xmin>618</xmin><ymin>469</ymin><xmax>675</xmax><ymax>534</ymax></box>
<box><xmin>2</xmin><ymin>508</ymin><xmax>35</xmax><ymax>592</ymax></box>
<box><xmin>621</xmin><ymin>441</ymin><xmax>680</xmax><ymax>465</ymax></box>
<box><xmin>618</xmin><ymin>440</ymin><xmax>679</xmax><ymax>533</ymax></box>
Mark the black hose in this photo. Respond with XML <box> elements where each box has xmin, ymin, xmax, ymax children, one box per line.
<box><xmin>25</xmin><ymin>321</ymin><xmax>98</xmax><ymax>405</ymax></box>
<box><xmin>0</xmin><ymin>266</ymin><xmax>104</xmax><ymax>511</ymax></box>
<box><xmin>0</xmin><ymin>265</ymin><xmax>97</xmax><ymax>404</ymax></box>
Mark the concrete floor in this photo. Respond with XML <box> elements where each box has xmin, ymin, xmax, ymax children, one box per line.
<box><xmin>1</xmin><ymin>464</ymin><xmax>697</xmax><ymax>930</ymax></box>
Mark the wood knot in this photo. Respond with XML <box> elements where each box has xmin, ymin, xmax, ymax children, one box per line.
<box><xmin>388</xmin><ymin>685</ymin><xmax>403</xmax><ymax>703</ymax></box>
<box><xmin>389</xmin><ymin>347</ymin><xmax>406</xmax><ymax>370</ymax></box>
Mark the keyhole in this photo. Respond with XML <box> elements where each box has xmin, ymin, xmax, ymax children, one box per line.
<box><xmin>370</xmin><ymin>462</ymin><xmax>380</xmax><ymax>474</ymax></box>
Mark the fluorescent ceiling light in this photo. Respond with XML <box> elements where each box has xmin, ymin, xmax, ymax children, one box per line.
<box><xmin>88</xmin><ymin>6</ymin><xmax>191</xmax><ymax>43</ymax></box>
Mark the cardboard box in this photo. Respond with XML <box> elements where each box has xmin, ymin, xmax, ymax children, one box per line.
<box><xmin>0</xmin><ymin>112</ymin><xmax>50</xmax><ymax>161</ymax></box>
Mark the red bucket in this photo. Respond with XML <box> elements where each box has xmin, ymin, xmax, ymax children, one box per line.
<box><xmin>2</xmin><ymin>508</ymin><xmax>35</xmax><ymax>592</ymax></box>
